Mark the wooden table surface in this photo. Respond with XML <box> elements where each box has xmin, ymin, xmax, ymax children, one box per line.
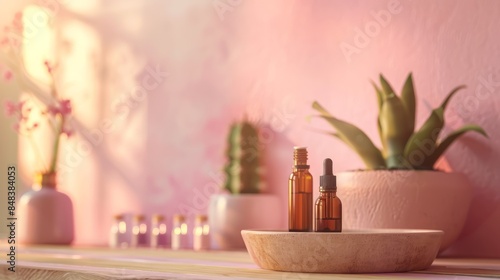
<box><xmin>1</xmin><ymin>246</ymin><xmax>500</xmax><ymax>279</ymax></box>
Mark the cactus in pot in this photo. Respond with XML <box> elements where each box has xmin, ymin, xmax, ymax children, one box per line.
<box><xmin>210</xmin><ymin>120</ymin><xmax>280</xmax><ymax>250</ymax></box>
<box><xmin>223</xmin><ymin>120</ymin><xmax>261</xmax><ymax>193</ymax></box>
<box><xmin>312</xmin><ymin>73</ymin><xmax>487</xmax><ymax>170</ymax></box>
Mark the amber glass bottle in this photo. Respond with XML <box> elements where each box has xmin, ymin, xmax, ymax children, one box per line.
<box><xmin>315</xmin><ymin>158</ymin><xmax>342</xmax><ymax>232</ymax></box>
<box><xmin>288</xmin><ymin>147</ymin><xmax>313</xmax><ymax>232</ymax></box>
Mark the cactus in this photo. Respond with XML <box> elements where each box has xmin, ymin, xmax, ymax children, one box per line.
<box><xmin>313</xmin><ymin>73</ymin><xmax>488</xmax><ymax>170</ymax></box>
<box><xmin>223</xmin><ymin>120</ymin><xmax>261</xmax><ymax>194</ymax></box>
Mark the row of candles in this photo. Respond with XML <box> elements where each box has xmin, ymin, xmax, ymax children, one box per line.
<box><xmin>109</xmin><ymin>213</ymin><xmax>210</xmax><ymax>250</ymax></box>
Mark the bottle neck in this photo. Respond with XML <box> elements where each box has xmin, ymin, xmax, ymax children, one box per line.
<box><xmin>34</xmin><ymin>172</ymin><xmax>57</xmax><ymax>189</ymax></box>
<box><xmin>293</xmin><ymin>165</ymin><xmax>310</xmax><ymax>171</ymax></box>
<box><xmin>319</xmin><ymin>188</ymin><xmax>337</xmax><ymax>195</ymax></box>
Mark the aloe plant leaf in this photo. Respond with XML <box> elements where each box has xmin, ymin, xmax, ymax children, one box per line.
<box><xmin>321</xmin><ymin>130</ymin><xmax>385</xmax><ymax>164</ymax></box>
<box><xmin>404</xmin><ymin>85</ymin><xmax>467</xmax><ymax>169</ymax></box>
<box><xmin>315</xmin><ymin>115</ymin><xmax>386</xmax><ymax>169</ymax></box>
<box><xmin>421</xmin><ymin>125</ymin><xmax>488</xmax><ymax>168</ymax></box>
<box><xmin>380</xmin><ymin>74</ymin><xmax>396</xmax><ymax>96</ymax></box>
<box><xmin>372</xmin><ymin>81</ymin><xmax>386</xmax><ymax>153</ymax></box>
<box><xmin>441</xmin><ymin>85</ymin><xmax>466</xmax><ymax>109</ymax></box>
<box><xmin>404</xmin><ymin>107</ymin><xmax>444</xmax><ymax>168</ymax></box>
<box><xmin>379</xmin><ymin>94</ymin><xmax>412</xmax><ymax>168</ymax></box>
<box><xmin>312</xmin><ymin>101</ymin><xmax>386</xmax><ymax>169</ymax></box>
<box><xmin>401</xmin><ymin>73</ymin><xmax>416</xmax><ymax>134</ymax></box>
<box><xmin>372</xmin><ymin>81</ymin><xmax>384</xmax><ymax>110</ymax></box>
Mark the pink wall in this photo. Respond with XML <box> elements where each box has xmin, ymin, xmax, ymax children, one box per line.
<box><xmin>19</xmin><ymin>0</ymin><xmax>498</xmax><ymax>256</ymax></box>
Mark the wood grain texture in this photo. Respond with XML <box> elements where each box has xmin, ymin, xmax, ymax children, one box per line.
<box><xmin>1</xmin><ymin>267</ymin><xmax>108</xmax><ymax>280</ymax></box>
<box><xmin>0</xmin><ymin>246</ymin><xmax>499</xmax><ymax>279</ymax></box>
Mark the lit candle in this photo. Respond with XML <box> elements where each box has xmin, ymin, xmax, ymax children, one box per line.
<box><xmin>109</xmin><ymin>214</ymin><xmax>128</xmax><ymax>248</ymax></box>
<box><xmin>193</xmin><ymin>214</ymin><xmax>210</xmax><ymax>251</ymax></box>
<box><xmin>171</xmin><ymin>214</ymin><xmax>189</xmax><ymax>250</ymax></box>
<box><xmin>150</xmin><ymin>214</ymin><xmax>168</xmax><ymax>248</ymax></box>
<box><xmin>131</xmin><ymin>214</ymin><xmax>148</xmax><ymax>247</ymax></box>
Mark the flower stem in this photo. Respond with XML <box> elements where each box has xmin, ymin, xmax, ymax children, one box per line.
<box><xmin>49</xmin><ymin>114</ymin><xmax>64</xmax><ymax>173</ymax></box>
<box><xmin>28</xmin><ymin>133</ymin><xmax>48</xmax><ymax>172</ymax></box>
<box><xmin>44</xmin><ymin>109</ymin><xmax>57</xmax><ymax>132</ymax></box>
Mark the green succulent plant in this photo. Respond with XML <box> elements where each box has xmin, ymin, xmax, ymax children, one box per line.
<box><xmin>223</xmin><ymin>120</ymin><xmax>261</xmax><ymax>193</ymax></box>
<box><xmin>312</xmin><ymin>73</ymin><xmax>488</xmax><ymax>170</ymax></box>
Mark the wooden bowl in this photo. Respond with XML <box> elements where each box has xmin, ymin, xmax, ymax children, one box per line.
<box><xmin>241</xmin><ymin>229</ymin><xmax>442</xmax><ymax>273</ymax></box>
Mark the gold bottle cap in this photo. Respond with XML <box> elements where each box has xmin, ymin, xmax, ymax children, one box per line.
<box><xmin>113</xmin><ymin>214</ymin><xmax>124</xmax><ymax>220</ymax></box>
<box><xmin>293</xmin><ymin>147</ymin><xmax>309</xmax><ymax>168</ymax></box>
<box><xmin>133</xmin><ymin>214</ymin><xmax>145</xmax><ymax>221</ymax></box>
<box><xmin>173</xmin><ymin>214</ymin><xmax>186</xmax><ymax>223</ymax></box>
<box><xmin>152</xmin><ymin>214</ymin><xmax>165</xmax><ymax>222</ymax></box>
<box><xmin>195</xmin><ymin>215</ymin><xmax>208</xmax><ymax>223</ymax></box>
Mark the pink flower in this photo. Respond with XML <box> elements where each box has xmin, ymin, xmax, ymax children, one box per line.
<box><xmin>4</xmin><ymin>101</ymin><xmax>17</xmax><ymax>116</ymax></box>
<box><xmin>46</xmin><ymin>104</ymin><xmax>59</xmax><ymax>115</ymax></box>
<box><xmin>11</xmin><ymin>12</ymin><xmax>23</xmax><ymax>33</ymax></box>
<box><xmin>0</xmin><ymin>37</ymin><xmax>9</xmax><ymax>46</ymax></box>
<box><xmin>59</xmin><ymin>99</ymin><xmax>72</xmax><ymax>115</ymax></box>
<box><xmin>3</xmin><ymin>70</ymin><xmax>13</xmax><ymax>81</ymax></box>
<box><xmin>61</xmin><ymin>127</ymin><xmax>74</xmax><ymax>137</ymax></box>
<box><xmin>46</xmin><ymin>99</ymin><xmax>72</xmax><ymax>116</ymax></box>
<box><xmin>12</xmin><ymin>123</ymin><xmax>19</xmax><ymax>132</ymax></box>
<box><xmin>44</xmin><ymin>60</ymin><xmax>53</xmax><ymax>74</ymax></box>
<box><xmin>4</xmin><ymin>100</ymin><xmax>24</xmax><ymax>117</ymax></box>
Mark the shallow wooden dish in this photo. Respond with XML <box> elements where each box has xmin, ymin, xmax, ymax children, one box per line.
<box><xmin>241</xmin><ymin>229</ymin><xmax>443</xmax><ymax>273</ymax></box>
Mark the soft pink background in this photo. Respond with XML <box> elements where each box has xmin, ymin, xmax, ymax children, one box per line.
<box><xmin>11</xmin><ymin>0</ymin><xmax>500</xmax><ymax>256</ymax></box>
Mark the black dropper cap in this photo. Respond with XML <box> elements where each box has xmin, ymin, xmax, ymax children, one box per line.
<box><xmin>320</xmin><ymin>158</ymin><xmax>336</xmax><ymax>191</ymax></box>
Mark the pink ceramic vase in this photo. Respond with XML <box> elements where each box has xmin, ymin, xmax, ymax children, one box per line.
<box><xmin>18</xmin><ymin>172</ymin><xmax>74</xmax><ymax>245</ymax></box>
<box><xmin>209</xmin><ymin>194</ymin><xmax>282</xmax><ymax>250</ymax></box>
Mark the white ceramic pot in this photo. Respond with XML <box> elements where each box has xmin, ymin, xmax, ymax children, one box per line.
<box><xmin>209</xmin><ymin>194</ymin><xmax>281</xmax><ymax>250</ymax></box>
<box><xmin>337</xmin><ymin>170</ymin><xmax>471</xmax><ymax>251</ymax></box>
<box><xmin>18</xmin><ymin>173</ymin><xmax>74</xmax><ymax>245</ymax></box>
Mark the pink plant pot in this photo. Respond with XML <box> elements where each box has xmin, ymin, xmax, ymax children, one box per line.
<box><xmin>336</xmin><ymin>170</ymin><xmax>471</xmax><ymax>251</ymax></box>
<box><xmin>209</xmin><ymin>194</ymin><xmax>281</xmax><ymax>250</ymax></box>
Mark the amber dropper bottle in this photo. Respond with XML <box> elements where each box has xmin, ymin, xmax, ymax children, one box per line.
<box><xmin>288</xmin><ymin>147</ymin><xmax>313</xmax><ymax>232</ymax></box>
<box><xmin>315</xmin><ymin>158</ymin><xmax>342</xmax><ymax>232</ymax></box>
